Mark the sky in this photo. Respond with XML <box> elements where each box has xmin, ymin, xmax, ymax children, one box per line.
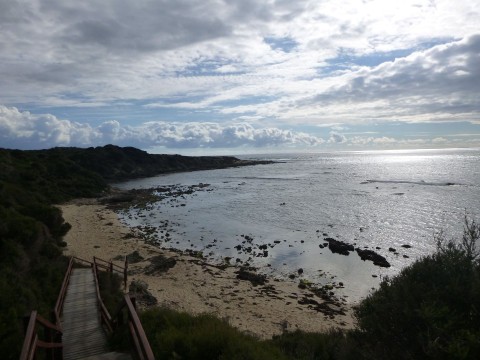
<box><xmin>1</xmin><ymin>0</ymin><xmax>480</xmax><ymax>155</ymax></box>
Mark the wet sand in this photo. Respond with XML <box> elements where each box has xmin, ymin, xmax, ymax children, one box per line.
<box><xmin>59</xmin><ymin>199</ymin><xmax>354</xmax><ymax>339</ymax></box>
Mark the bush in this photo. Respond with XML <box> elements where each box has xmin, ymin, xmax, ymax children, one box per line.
<box><xmin>140</xmin><ymin>308</ymin><xmax>287</xmax><ymax>360</ymax></box>
<box><xmin>270</xmin><ymin>329</ymin><xmax>361</xmax><ymax>360</ymax></box>
<box><xmin>354</xmin><ymin>217</ymin><xmax>480</xmax><ymax>360</ymax></box>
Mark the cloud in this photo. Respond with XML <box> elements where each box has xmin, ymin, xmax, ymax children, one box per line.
<box><xmin>328</xmin><ymin>132</ymin><xmax>347</xmax><ymax>143</ymax></box>
<box><xmin>0</xmin><ymin>0</ymin><xmax>479</xmax><ymax>147</ymax></box>
<box><xmin>289</xmin><ymin>34</ymin><xmax>480</xmax><ymax>125</ymax></box>
<box><xmin>0</xmin><ymin>105</ymin><xmax>323</xmax><ymax>150</ymax></box>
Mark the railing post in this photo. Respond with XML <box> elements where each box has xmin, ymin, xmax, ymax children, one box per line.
<box><xmin>23</xmin><ymin>313</ymin><xmax>31</xmax><ymax>336</ymax></box>
<box><xmin>54</xmin><ymin>327</ymin><xmax>63</xmax><ymax>360</ymax></box>
<box><xmin>124</xmin><ymin>257</ymin><xmax>129</xmax><ymax>291</ymax></box>
<box><xmin>130</xmin><ymin>295</ymin><xmax>136</xmax><ymax>310</ymax></box>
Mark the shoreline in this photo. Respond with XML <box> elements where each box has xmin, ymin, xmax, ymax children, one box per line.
<box><xmin>59</xmin><ymin>198</ymin><xmax>355</xmax><ymax>339</ymax></box>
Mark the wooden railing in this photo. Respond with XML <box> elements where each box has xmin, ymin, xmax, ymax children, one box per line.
<box><xmin>20</xmin><ymin>255</ymin><xmax>154</xmax><ymax>360</ymax></box>
<box><xmin>20</xmin><ymin>256</ymin><xmax>74</xmax><ymax>360</ymax></box>
<box><xmin>53</xmin><ymin>257</ymin><xmax>74</xmax><ymax>326</ymax></box>
<box><xmin>115</xmin><ymin>295</ymin><xmax>155</xmax><ymax>360</ymax></box>
<box><xmin>91</xmin><ymin>257</ymin><xmax>154</xmax><ymax>360</ymax></box>
<box><xmin>19</xmin><ymin>311</ymin><xmax>63</xmax><ymax>360</ymax></box>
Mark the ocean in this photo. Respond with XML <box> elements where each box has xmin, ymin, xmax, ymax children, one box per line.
<box><xmin>115</xmin><ymin>148</ymin><xmax>480</xmax><ymax>302</ymax></box>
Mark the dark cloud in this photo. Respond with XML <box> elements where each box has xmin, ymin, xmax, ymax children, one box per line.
<box><xmin>58</xmin><ymin>2</ymin><xmax>232</xmax><ymax>53</ymax></box>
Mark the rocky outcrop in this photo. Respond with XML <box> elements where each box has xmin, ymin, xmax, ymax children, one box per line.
<box><xmin>356</xmin><ymin>248</ymin><xmax>391</xmax><ymax>267</ymax></box>
<box><xmin>236</xmin><ymin>268</ymin><xmax>267</xmax><ymax>286</ymax></box>
<box><xmin>324</xmin><ymin>238</ymin><xmax>355</xmax><ymax>256</ymax></box>
<box><xmin>144</xmin><ymin>255</ymin><xmax>177</xmax><ymax>275</ymax></box>
<box><xmin>129</xmin><ymin>280</ymin><xmax>158</xmax><ymax>306</ymax></box>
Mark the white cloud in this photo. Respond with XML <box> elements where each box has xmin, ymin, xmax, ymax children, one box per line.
<box><xmin>0</xmin><ymin>0</ymin><xmax>479</xmax><ymax>150</ymax></box>
<box><xmin>328</xmin><ymin>132</ymin><xmax>347</xmax><ymax>143</ymax></box>
<box><xmin>0</xmin><ymin>105</ymin><xmax>323</xmax><ymax>150</ymax></box>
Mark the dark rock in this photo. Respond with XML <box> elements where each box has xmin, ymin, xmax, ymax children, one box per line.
<box><xmin>129</xmin><ymin>280</ymin><xmax>158</xmax><ymax>306</ymax></box>
<box><xmin>297</xmin><ymin>268</ymin><xmax>304</xmax><ymax>275</ymax></box>
<box><xmin>236</xmin><ymin>268</ymin><xmax>267</xmax><ymax>286</ymax></box>
<box><xmin>258</xmin><ymin>244</ymin><xmax>268</xmax><ymax>250</ymax></box>
<box><xmin>144</xmin><ymin>255</ymin><xmax>177</xmax><ymax>275</ymax></box>
<box><xmin>324</xmin><ymin>238</ymin><xmax>354</xmax><ymax>256</ymax></box>
<box><xmin>401</xmin><ymin>244</ymin><xmax>412</xmax><ymax>249</ymax></box>
<box><xmin>388</xmin><ymin>247</ymin><xmax>396</xmax><ymax>252</ymax></box>
<box><xmin>126</xmin><ymin>250</ymin><xmax>144</xmax><ymax>264</ymax></box>
<box><xmin>288</xmin><ymin>274</ymin><xmax>296</xmax><ymax>279</ymax></box>
<box><xmin>356</xmin><ymin>248</ymin><xmax>391</xmax><ymax>268</ymax></box>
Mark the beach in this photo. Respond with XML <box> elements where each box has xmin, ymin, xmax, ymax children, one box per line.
<box><xmin>59</xmin><ymin>198</ymin><xmax>354</xmax><ymax>339</ymax></box>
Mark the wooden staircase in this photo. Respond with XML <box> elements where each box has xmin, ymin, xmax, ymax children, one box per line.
<box><xmin>62</xmin><ymin>268</ymin><xmax>114</xmax><ymax>359</ymax></box>
<box><xmin>20</xmin><ymin>257</ymin><xmax>154</xmax><ymax>360</ymax></box>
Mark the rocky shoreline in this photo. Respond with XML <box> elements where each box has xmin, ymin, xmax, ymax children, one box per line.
<box><xmin>60</xmin><ymin>195</ymin><xmax>355</xmax><ymax>339</ymax></box>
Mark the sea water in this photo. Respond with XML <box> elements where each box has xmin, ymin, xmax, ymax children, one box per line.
<box><xmin>115</xmin><ymin>148</ymin><xmax>480</xmax><ymax>302</ymax></box>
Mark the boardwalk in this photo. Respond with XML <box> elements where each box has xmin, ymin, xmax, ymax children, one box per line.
<box><xmin>61</xmin><ymin>268</ymin><xmax>131</xmax><ymax>360</ymax></box>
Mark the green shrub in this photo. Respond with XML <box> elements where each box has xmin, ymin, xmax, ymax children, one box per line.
<box><xmin>270</xmin><ymin>329</ymin><xmax>361</xmax><ymax>360</ymax></box>
<box><xmin>354</xmin><ymin>217</ymin><xmax>480</xmax><ymax>360</ymax></box>
<box><xmin>140</xmin><ymin>308</ymin><xmax>287</xmax><ymax>360</ymax></box>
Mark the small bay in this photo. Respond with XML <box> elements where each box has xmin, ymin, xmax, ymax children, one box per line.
<box><xmin>115</xmin><ymin>148</ymin><xmax>480</xmax><ymax>302</ymax></box>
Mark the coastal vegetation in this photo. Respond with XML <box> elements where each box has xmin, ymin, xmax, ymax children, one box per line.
<box><xmin>0</xmin><ymin>145</ymin><xmax>269</xmax><ymax>359</ymax></box>
<box><xmin>1</xmin><ymin>145</ymin><xmax>479</xmax><ymax>359</ymax></box>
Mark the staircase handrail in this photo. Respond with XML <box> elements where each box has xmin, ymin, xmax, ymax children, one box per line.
<box><xmin>20</xmin><ymin>255</ymin><xmax>151</xmax><ymax>360</ymax></box>
<box><xmin>125</xmin><ymin>295</ymin><xmax>155</xmax><ymax>360</ymax></box>
<box><xmin>92</xmin><ymin>257</ymin><xmax>114</xmax><ymax>333</ymax></box>
<box><xmin>53</xmin><ymin>257</ymin><xmax>74</xmax><ymax>326</ymax></box>
<box><xmin>19</xmin><ymin>311</ymin><xmax>63</xmax><ymax>360</ymax></box>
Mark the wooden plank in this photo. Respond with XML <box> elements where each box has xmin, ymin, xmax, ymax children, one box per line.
<box><xmin>61</xmin><ymin>268</ymin><xmax>109</xmax><ymax>360</ymax></box>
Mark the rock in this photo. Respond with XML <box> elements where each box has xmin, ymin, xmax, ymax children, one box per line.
<box><xmin>236</xmin><ymin>268</ymin><xmax>267</xmax><ymax>286</ymax></box>
<box><xmin>356</xmin><ymin>248</ymin><xmax>391</xmax><ymax>268</ymax></box>
<box><xmin>129</xmin><ymin>280</ymin><xmax>157</xmax><ymax>306</ymax></box>
<box><xmin>297</xmin><ymin>268</ymin><xmax>304</xmax><ymax>275</ymax></box>
<box><xmin>401</xmin><ymin>244</ymin><xmax>412</xmax><ymax>248</ymax></box>
<box><xmin>144</xmin><ymin>255</ymin><xmax>177</xmax><ymax>275</ymax></box>
<box><xmin>126</xmin><ymin>250</ymin><xmax>144</xmax><ymax>264</ymax></box>
<box><xmin>324</xmin><ymin>238</ymin><xmax>354</xmax><ymax>256</ymax></box>
<box><xmin>258</xmin><ymin>244</ymin><xmax>268</xmax><ymax>250</ymax></box>
<box><xmin>388</xmin><ymin>247</ymin><xmax>396</xmax><ymax>252</ymax></box>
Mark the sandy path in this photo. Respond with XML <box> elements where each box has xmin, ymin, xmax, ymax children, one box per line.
<box><xmin>59</xmin><ymin>199</ymin><xmax>354</xmax><ymax>339</ymax></box>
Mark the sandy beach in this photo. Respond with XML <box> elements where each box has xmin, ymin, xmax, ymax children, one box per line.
<box><xmin>59</xmin><ymin>198</ymin><xmax>354</xmax><ymax>339</ymax></box>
